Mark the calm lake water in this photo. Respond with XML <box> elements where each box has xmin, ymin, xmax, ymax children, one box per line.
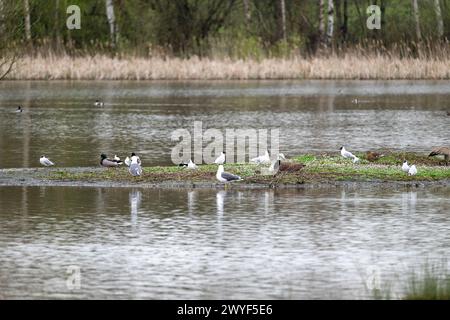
<box><xmin>0</xmin><ymin>185</ymin><xmax>449</xmax><ymax>299</ymax></box>
<box><xmin>0</xmin><ymin>80</ymin><xmax>449</xmax><ymax>168</ymax></box>
<box><xmin>0</xmin><ymin>80</ymin><xmax>449</xmax><ymax>299</ymax></box>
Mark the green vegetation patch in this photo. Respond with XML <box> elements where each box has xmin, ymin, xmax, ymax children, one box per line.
<box><xmin>47</xmin><ymin>152</ymin><xmax>450</xmax><ymax>185</ymax></box>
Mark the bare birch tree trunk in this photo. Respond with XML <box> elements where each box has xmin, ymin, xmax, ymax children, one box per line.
<box><xmin>434</xmin><ymin>0</ymin><xmax>444</xmax><ymax>39</ymax></box>
<box><xmin>105</xmin><ymin>0</ymin><xmax>118</xmax><ymax>48</ymax></box>
<box><xmin>411</xmin><ymin>0</ymin><xmax>421</xmax><ymax>41</ymax></box>
<box><xmin>326</xmin><ymin>0</ymin><xmax>334</xmax><ymax>48</ymax></box>
<box><xmin>280</xmin><ymin>0</ymin><xmax>286</xmax><ymax>41</ymax></box>
<box><xmin>318</xmin><ymin>0</ymin><xmax>325</xmax><ymax>48</ymax></box>
<box><xmin>23</xmin><ymin>0</ymin><xmax>31</xmax><ymax>44</ymax></box>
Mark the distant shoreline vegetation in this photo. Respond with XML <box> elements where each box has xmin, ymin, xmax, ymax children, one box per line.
<box><xmin>1</xmin><ymin>1</ymin><xmax>450</xmax><ymax>80</ymax></box>
<box><xmin>3</xmin><ymin>51</ymin><xmax>450</xmax><ymax>80</ymax></box>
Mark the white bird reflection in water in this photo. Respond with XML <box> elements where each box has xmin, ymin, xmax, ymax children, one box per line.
<box><xmin>129</xmin><ymin>189</ymin><xmax>142</xmax><ymax>227</ymax></box>
<box><xmin>262</xmin><ymin>190</ymin><xmax>274</xmax><ymax>215</ymax></box>
<box><xmin>187</xmin><ymin>190</ymin><xmax>197</xmax><ymax>216</ymax></box>
<box><xmin>402</xmin><ymin>191</ymin><xmax>417</xmax><ymax>215</ymax></box>
<box><xmin>216</xmin><ymin>190</ymin><xmax>225</xmax><ymax>217</ymax></box>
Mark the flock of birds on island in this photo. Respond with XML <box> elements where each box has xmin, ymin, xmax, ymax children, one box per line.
<box><xmin>18</xmin><ymin>100</ymin><xmax>450</xmax><ymax>183</ymax></box>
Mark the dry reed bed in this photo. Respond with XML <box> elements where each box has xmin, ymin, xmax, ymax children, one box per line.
<box><xmin>5</xmin><ymin>55</ymin><xmax>450</xmax><ymax>80</ymax></box>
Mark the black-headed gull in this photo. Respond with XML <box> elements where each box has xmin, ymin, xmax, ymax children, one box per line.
<box><xmin>125</xmin><ymin>153</ymin><xmax>141</xmax><ymax>167</ymax></box>
<box><xmin>130</xmin><ymin>153</ymin><xmax>141</xmax><ymax>165</ymax></box>
<box><xmin>214</xmin><ymin>152</ymin><xmax>226</xmax><ymax>165</ymax></box>
<box><xmin>216</xmin><ymin>165</ymin><xmax>241</xmax><ymax>182</ymax></box>
<box><xmin>402</xmin><ymin>161</ymin><xmax>410</xmax><ymax>173</ymax></box>
<box><xmin>408</xmin><ymin>165</ymin><xmax>417</xmax><ymax>176</ymax></box>
<box><xmin>187</xmin><ymin>159</ymin><xmax>197</xmax><ymax>169</ymax></box>
<box><xmin>100</xmin><ymin>154</ymin><xmax>122</xmax><ymax>167</ymax></box>
<box><xmin>40</xmin><ymin>156</ymin><xmax>55</xmax><ymax>166</ymax></box>
<box><xmin>340</xmin><ymin>146</ymin><xmax>359</xmax><ymax>163</ymax></box>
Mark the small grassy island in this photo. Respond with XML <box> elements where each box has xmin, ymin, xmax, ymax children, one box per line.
<box><xmin>21</xmin><ymin>153</ymin><xmax>450</xmax><ymax>188</ymax></box>
<box><xmin>1</xmin><ymin>152</ymin><xmax>447</xmax><ymax>189</ymax></box>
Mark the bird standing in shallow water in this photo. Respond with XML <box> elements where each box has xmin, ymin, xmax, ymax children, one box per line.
<box><xmin>40</xmin><ymin>156</ymin><xmax>55</xmax><ymax>167</ymax></box>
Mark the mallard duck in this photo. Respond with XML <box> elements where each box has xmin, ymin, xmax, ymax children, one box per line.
<box><xmin>100</xmin><ymin>154</ymin><xmax>122</xmax><ymax>167</ymax></box>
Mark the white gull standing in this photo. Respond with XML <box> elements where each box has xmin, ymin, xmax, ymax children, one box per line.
<box><xmin>214</xmin><ymin>152</ymin><xmax>226</xmax><ymax>165</ymax></box>
<box><xmin>340</xmin><ymin>146</ymin><xmax>360</xmax><ymax>163</ymax></box>
<box><xmin>408</xmin><ymin>165</ymin><xmax>417</xmax><ymax>176</ymax></box>
<box><xmin>250</xmin><ymin>150</ymin><xmax>271</xmax><ymax>165</ymax></box>
<box><xmin>129</xmin><ymin>156</ymin><xmax>143</xmax><ymax>177</ymax></box>
<box><xmin>402</xmin><ymin>161</ymin><xmax>410</xmax><ymax>173</ymax></box>
<box><xmin>40</xmin><ymin>155</ymin><xmax>55</xmax><ymax>167</ymax></box>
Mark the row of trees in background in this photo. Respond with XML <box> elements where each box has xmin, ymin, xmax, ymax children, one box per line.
<box><xmin>0</xmin><ymin>0</ymin><xmax>449</xmax><ymax>58</ymax></box>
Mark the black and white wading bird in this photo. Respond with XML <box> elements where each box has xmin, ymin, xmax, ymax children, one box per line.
<box><xmin>216</xmin><ymin>165</ymin><xmax>241</xmax><ymax>183</ymax></box>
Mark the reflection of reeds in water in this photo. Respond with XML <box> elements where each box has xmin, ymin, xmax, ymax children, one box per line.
<box><xmin>6</xmin><ymin>51</ymin><xmax>450</xmax><ymax>80</ymax></box>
